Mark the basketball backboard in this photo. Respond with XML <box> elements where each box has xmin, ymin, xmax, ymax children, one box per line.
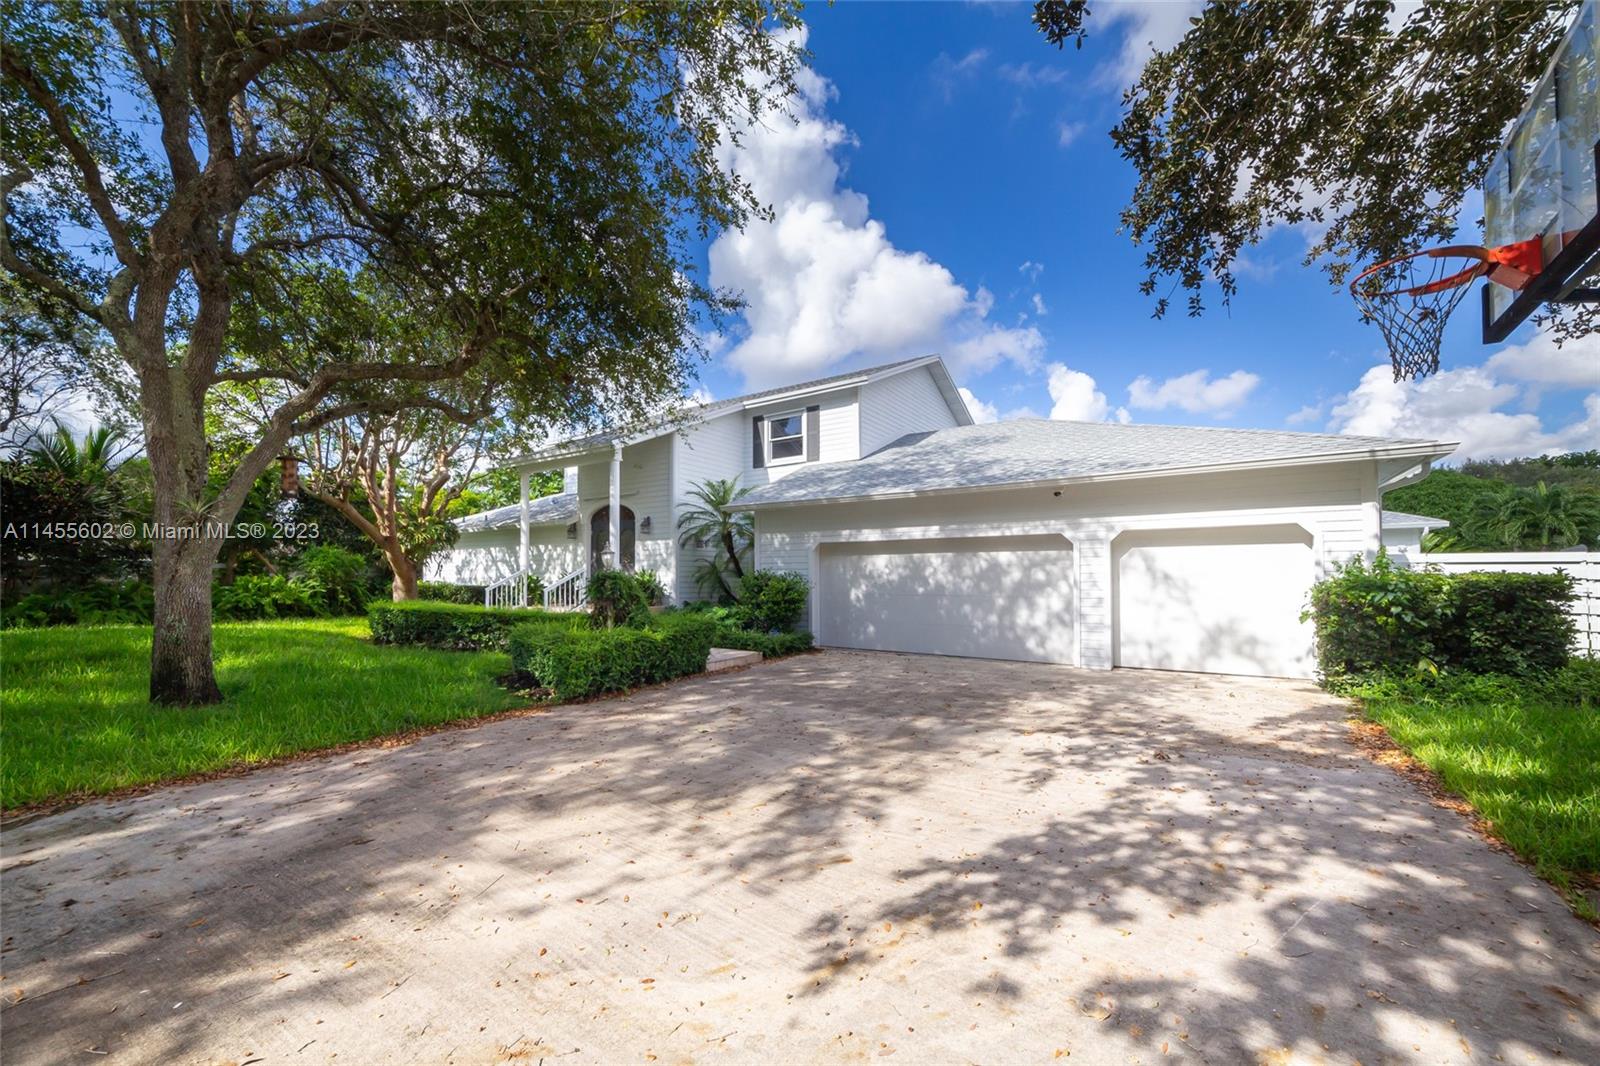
<box><xmin>1481</xmin><ymin>0</ymin><xmax>1600</xmax><ymax>341</ymax></box>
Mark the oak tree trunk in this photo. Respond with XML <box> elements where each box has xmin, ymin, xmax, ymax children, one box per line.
<box><xmin>149</xmin><ymin>537</ymin><xmax>225</xmax><ymax>705</ymax></box>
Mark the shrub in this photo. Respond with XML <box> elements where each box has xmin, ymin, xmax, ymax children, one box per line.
<box><xmin>1306</xmin><ymin>552</ymin><xmax>1574</xmax><ymax>686</ymax></box>
<box><xmin>635</xmin><ymin>569</ymin><xmax>668</xmax><ymax>605</ymax></box>
<box><xmin>1447</xmin><ymin>571</ymin><xmax>1576</xmax><ymax>676</ymax></box>
<box><xmin>417</xmin><ymin>581</ymin><xmax>487</xmax><ymax>605</ymax></box>
<box><xmin>730</xmin><ymin>570</ymin><xmax>809</xmax><ymax>633</ymax></box>
<box><xmin>510</xmin><ymin>613</ymin><xmax>718</xmax><ymax>699</ymax></box>
<box><xmin>711</xmin><ymin>623</ymin><xmax>814</xmax><ymax>658</ymax></box>
<box><xmin>214</xmin><ymin>574</ymin><xmax>321</xmax><ymax>621</ymax></box>
<box><xmin>1</xmin><ymin>580</ymin><xmax>155</xmax><ymax>628</ymax></box>
<box><xmin>369</xmin><ymin>601</ymin><xmax>580</xmax><ymax>650</ymax></box>
<box><xmin>293</xmin><ymin>546</ymin><xmax>369</xmax><ymax>615</ymax></box>
<box><xmin>587</xmin><ymin>568</ymin><xmax>650</xmax><ymax>629</ymax></box>
<box><xmin>1533</xmin><ymin>658</ymin><xmax>1600</xmax><ymax>712</ymax></box>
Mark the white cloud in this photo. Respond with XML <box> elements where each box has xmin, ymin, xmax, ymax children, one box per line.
<box><xmin>958</xmin><ymin>386</ymin><xmax>1000</xmax><ymax>424</ymax></box>
<box><xmin>710</xmin><ymin>27</ymin><xmax>1042</xmax><ymax>388</ymax></box>
<box><xmin>997</xmin><ymin>61</ymin><xmax>1071</xmax><ymax>87</ymax></box>
<box><xmin>1046</xmin><ymin>362</ymin><xmax>1123</xmax><ymax>422</ymax></box>
<box><xmin>932</xmin><ymin>47</ymin><xmax>989</xmax><ymax>100</ymax></box>
<box><xmin>1031</xmin><ymin>293</ymin><xmax>1049</xmax><ymax>316</ymax></box>
<box><xmin>1285</xmin><ymin>402</ymin><xmax>1324</xmax><ymax>426</ymax></box>
<box><xmin>1056</xmin><ymin>120</ymin><xmax>1087</xmax><ymax>148</ymax></box>
<box><xmin>1326</xmin><ymin>361</ymin><xmax>1598</xmax><ymax>461</ymax></box>
<box><xmin>1126</xmin><ymin>368</ymin><xmax>1260</xmax><ymax>417</ymax></box>
<box><xmin>686</xmin><ymin>385</ymin><xmax>716</xmax><ymax>407</ymax></box>
<box><xmin>947</xmin><ymin>325</ymin><xmax>1046</xmax><ymax>377</ymax></box>
<box><xmin>1098</xmin><ymin>0</ymin><xmax>1204</xmax><ymax>87</ymax></box>
<box><xmin>1019</xmin><ymin>260</ymin><xmax>1044</xmax><ymax>282</ymax></box>
<box><xmin>1485</xmin><ymin>330</ymin><xmax>1600</xmax><ymax>389</ymax></box>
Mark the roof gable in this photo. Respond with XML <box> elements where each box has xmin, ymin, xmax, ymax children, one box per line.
<box><xmin>506</xmin><ymin>355</ymin><xmax>965</xmax><ymax>466</ymax></box>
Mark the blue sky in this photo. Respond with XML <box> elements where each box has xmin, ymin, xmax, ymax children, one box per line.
<box><xmin>686</xmin><ymin>2</ymin><xmax>1598</xmax><ymax>461</ymax></box>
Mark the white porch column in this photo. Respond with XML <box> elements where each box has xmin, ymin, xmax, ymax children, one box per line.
<box><xmin>608</xmin><ymin>442</ymin><xmax>623</xmax><ymax>570</ymax></box>
<box><xmin>518</xmin><ymin>469</ymin><xmax>531</xmax><ymax>606</ymax></box>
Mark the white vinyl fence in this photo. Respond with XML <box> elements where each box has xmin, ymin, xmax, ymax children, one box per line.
<box><xmin>1416</xmin><ymin>550</ymin><xmax>1598</xmax><ymax>658</ymax></box>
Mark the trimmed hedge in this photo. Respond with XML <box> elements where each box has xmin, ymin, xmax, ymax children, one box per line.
<box><xmin>510</xmin><ymin>613</ymin><xmax>719</xmax><ymax>699</ymax></box>
<box><xmin>368</xmin><ymin>601</ymin><xmax>581</xmax><ymax>650</ymax></box>
<box><xmin>710</xmin><ymin>624</ymin><xmax>814</xmax><ymax>659</ymax></box>
<box><xmin>1306</xmin><ymin>553</ymin><xmax>1575</xmax><ymax>685</ymax></box>
<box><xmin>417</xmin><ymin>581</ymin><xmax>486</xmax><ymax>605</ymax></box>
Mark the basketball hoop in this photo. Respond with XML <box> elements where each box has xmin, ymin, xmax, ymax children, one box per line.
<box><xmin>1349</xmin><ymin>239</ymin><xmax>1543</xmax><ymax>380</ymax></box>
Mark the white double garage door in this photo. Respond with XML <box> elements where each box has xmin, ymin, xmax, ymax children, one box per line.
<box><xmin>817</xmin><ymin>528</ymin><xmax>1315</xmax><ymax>678</ymax></box>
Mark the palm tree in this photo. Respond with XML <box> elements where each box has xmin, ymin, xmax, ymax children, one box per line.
<box><xmin>26</xmin><ymin>419</ymin><xmax>126</xmax><ymax>486</ymax></box>
<box><xmin>1466</xmin><ymin>481</ymin><xmax>1600</xmax><ymax>550</ymax></box>
<box><xmin>677</xmin><ymin>477</ymin><xmax>753</xmax><ymax>600</ymax></box>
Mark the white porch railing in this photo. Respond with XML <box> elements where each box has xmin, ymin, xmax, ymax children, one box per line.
<box><xmin>484</xmin><ymin>568</ymin><xmax>536</xmax><ymax>610</ymax></box>
<box><xmin>543</xmin><ymin>563</ymin><xmax>589</xmax><ymax>611</ymax></box>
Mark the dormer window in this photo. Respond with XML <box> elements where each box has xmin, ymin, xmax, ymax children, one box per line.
<box><xmin>766</xmin><ymin>411</ymin><xmax>806</xmax><ymax>465</ymax></box>
<box><xmin>752</xmin><ymin>404</ymin><xmax>820</xmax><ymax>469</ymax></box>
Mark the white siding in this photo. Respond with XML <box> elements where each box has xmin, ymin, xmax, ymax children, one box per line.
<box><xmin>755</xmin><ymin>460</ymin><xmax>1375</xmax><ymax>671</ymax></box>
<box><xmin>858</xmin><ymin>366</ymin><xmax>960</xmax><ymax>456</ymax></box>
<box><xmin>743</xmin><ymin>388</ymin><xmax>860</xmax><ymax>487</ymax></box>
<box><xmin>425</xmin><ymin>524</ymin><xmax>578</xmax><ymax>587</ymax></box>
<box><xmin>672</xmin><ymin>414</ymin><xmax>747</xmax><ymax>602</ymax></box>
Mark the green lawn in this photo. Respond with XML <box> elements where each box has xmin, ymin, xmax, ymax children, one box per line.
<box><xmin>1</xmin><ymin>618</ymin><xmax>521</xmax><ymax>808</ymax></box>
<box><xmin>1353</xmin><ymin>666</ymin><xmax>1600</xmax><ymax>919</ymax></box>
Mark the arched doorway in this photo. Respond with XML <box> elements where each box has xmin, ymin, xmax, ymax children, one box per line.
<box><xmin>589</xmin><ymin>505</ymin><xmax>636</xmax><ymax>571</ymax></box>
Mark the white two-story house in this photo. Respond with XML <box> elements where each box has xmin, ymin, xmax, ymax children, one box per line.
<box><xmin>430</xmin><ymin>355</ymin><xmax>1456</xmax><ymax>679</ymax></box>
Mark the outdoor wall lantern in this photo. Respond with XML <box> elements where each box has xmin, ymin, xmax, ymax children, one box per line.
<box><xmin>565</xmin><ymin>523</ymin><xmax>578</xmax><ymax>539</ymax></box>
<box><xmin>638</xmin><ymin>516</ymin><xmax>652</xmax><ymax>534</ymax></box>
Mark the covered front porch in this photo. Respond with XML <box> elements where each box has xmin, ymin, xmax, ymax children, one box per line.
<box><xmin>484</xmin><ymin>435</ymin><xmax>675</xmax><ymax>610</ymax></box>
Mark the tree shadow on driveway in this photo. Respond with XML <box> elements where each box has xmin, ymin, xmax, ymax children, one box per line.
<box><xmin>2</xmin><ymin>651</ymin><xmax>1595</xmax><ymax>1064</ymax></box>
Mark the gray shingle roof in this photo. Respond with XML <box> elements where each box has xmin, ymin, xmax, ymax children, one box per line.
<box><xmin>737</xmin><ymin>419</ymin><xmax>1456</xmax><ymax>508</ymax></box>
<box><xmin>1382</xmin><ymin>509</ymin><xmax>1451</xmax><ymax>530</ymax></box>
<box><xmin>454</xmin><ymin>491</ymin><xmax>578</xmax><ymax>532</ymax></box>
<box><xmin>508</xmin><ymin>356</ymin><xmax>939</xmax><ymax>463</ymax></box>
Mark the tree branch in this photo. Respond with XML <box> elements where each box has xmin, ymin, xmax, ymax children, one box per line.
<box><xmin>0</xmin><ymin>49</ymin><xmax>142</xmax><ymax>267</ymax></box>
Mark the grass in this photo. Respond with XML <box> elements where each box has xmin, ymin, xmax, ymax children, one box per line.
<box><xmin>1</xmin><ymin>617</ymin><xmax>522</xmax><ymax>809</ymax></box>
<box><xmin>1351</xmin><ymin>664</ymin><xmax>1600</xmax><ymax>920</ymax></box>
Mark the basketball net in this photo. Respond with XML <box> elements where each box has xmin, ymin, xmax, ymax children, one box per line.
<box><xmin>1349</xmin><ymin>240</ymin><xmax>1542</xmax><ymax>380</ymax></box>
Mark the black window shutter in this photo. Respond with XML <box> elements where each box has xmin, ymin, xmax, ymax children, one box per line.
<box><xmin>805</xmin><ymin>405</ymin><xmax>820</xmax><ymax>462</ymax></box>
<box><xmin>751</xmin><ymin>415</ymin><xmax>765</xmax><ymax>468</ymax></box>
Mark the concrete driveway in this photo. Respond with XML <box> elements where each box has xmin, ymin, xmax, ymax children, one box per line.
<box><xmin>2</xmin><ymin>652</ymin><xmax>1596</xmax><ymax>1065</ymax></box>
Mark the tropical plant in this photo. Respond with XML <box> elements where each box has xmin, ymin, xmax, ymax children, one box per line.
<box><xmin>634</xmin><ymin>570</ymin><xmax>668</xmax><ymax>606</ymax></box>
<box><xmin>1465</xmin><ymin>481</ymin><xmax>1600</xmax><ymax>551</ymax></box>
<box><xmin>4</xmin><ymin>2</ymin><xmax>802</xmax><ymax>702</ymax></box>
<box><xmin>677</xmin><ymin>478</ymin><xmax>754</xmax><ymax>601</ymax></box>
<box><xmin>24</xmin><ymin>419</ymin><xmax>128</xmax><ymax>486</ymax></box>
<box><xmin>0</xmin><ymin>423</ymin><xmax>145</xmax><ymax>595</ymax></box>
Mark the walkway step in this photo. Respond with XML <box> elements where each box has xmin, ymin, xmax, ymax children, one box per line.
<box><xmin>706</xmin><ymin>648</ymin><xmax>763</xmax><ymax>673</ymax></box>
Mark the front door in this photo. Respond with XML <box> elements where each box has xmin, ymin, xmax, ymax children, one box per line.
<box><xmin>590</xmin><ymin>505</ymin><xmax>636</xmax><ymax>571</ymax></box>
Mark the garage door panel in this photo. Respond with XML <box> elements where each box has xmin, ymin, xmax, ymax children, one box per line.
<box><xmin>820</xmin><ymin>535</ymin><xmax>1075</xmax><ymax>665</ymax></box>
<box><xmin>1115</xmin><ymin>526</ymin><xmax>1314</xmax><ymax>679</ymax></box>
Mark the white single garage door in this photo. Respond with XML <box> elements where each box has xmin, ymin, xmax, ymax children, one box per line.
<box><xmin>819</xmin><ymin>535</ymin><xmax>1075</xmax><ymax>664</ymax></box>
<box><xmin>1114</xmin><ymin>526</ymin><xmax>1315</xmax><ymax>678</ymax></box>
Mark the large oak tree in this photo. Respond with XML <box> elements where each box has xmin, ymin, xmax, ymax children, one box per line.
<box><xmin>1033</xmin><ymin>0</ymin><xmax>1592</xmax><ymax>342</ymax></box>
<box><xmin>2</xmin><ymin>1</ymin><xmax>800</xmax><ymax>703</ymax></box>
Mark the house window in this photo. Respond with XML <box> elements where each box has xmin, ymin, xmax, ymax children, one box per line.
<box><xmin>766</xmin><ymin>411</ymin><xmax>806</xmax><ymax>464</ymax></box>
